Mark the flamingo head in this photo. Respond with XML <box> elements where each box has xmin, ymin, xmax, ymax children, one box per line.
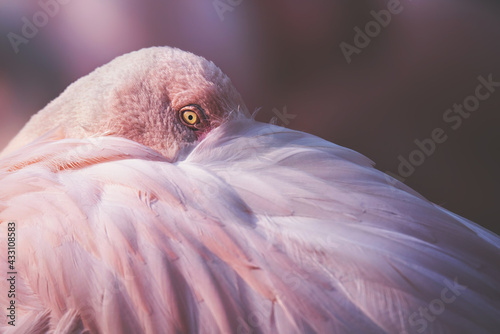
<box><xmin>2</xmin><ymin>47</ymin><xmax>248</xmax><ymax>160</ymax></box>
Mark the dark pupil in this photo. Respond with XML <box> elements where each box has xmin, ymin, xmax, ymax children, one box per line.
<box><xmin>188</xmin><ymin>115</ymin><xmax>194</xmax><ymax>121</ymax></box>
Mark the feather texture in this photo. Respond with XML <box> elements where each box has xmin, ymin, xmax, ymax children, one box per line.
<box><xmin>1</xmin><ymin>118</ymin><xmax>499</xmax><ymax>333</ymax></box>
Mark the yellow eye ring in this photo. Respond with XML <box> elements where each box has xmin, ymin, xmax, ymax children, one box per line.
<box><xmin>182</xmin><ymin>110</ymin><xmax>199</xmax><ymax>125</ymax></box>
<box><xmin>179</xmin><ymin>105</ymin><xmax>205</xmax><ymax>128</ymax></box>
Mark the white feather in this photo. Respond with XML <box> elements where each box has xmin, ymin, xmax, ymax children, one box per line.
<box><xmin>1</xmin><ymin>118</ymin><xmax>499</xmax><ymax>333</ymax></box>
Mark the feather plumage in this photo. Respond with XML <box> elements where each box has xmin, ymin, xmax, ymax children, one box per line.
<box><xmin>1</xmin><ymin>118</ymin><xmax>499</xmax><ymax>333</ymax></box>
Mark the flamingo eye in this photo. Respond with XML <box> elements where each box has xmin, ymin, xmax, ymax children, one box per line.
<box><xmin>179</xmin><ymin>106</ymin><xmax>203</xmax><ymax>128</ymax></box>
<box><xmin>182</xmin><ymin>110</ymin><xmax>198</xmax><ymax>125</ymax></box>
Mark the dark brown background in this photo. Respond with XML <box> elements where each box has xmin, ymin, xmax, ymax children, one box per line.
<box><xmin>0</xmin><ymin>0</ymin><xmax>499</xmax><ymax>234</ymax></box>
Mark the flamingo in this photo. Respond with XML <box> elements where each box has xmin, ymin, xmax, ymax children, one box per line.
<box><xmin>0</xmin><ymin>47</ymin><xmax>499</xmax><ymax>334</ymax></box>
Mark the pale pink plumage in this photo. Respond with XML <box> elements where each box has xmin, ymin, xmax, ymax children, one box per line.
<box><xmin>1</xmin><ymin>47</ymin><xmax>499</xmax><ymax>333</ymax></box>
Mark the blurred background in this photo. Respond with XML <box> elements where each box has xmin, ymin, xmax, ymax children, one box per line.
<box><xmin>0</xmin><ymin>0</ymin><xmax>499</xmax><ymax>234</ymax></box>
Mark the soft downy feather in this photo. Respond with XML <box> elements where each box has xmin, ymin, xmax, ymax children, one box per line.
<box><xmin>0</xmin><ymin>117</ymin><xmax>499</xmax><ymax>333</ymax></box>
